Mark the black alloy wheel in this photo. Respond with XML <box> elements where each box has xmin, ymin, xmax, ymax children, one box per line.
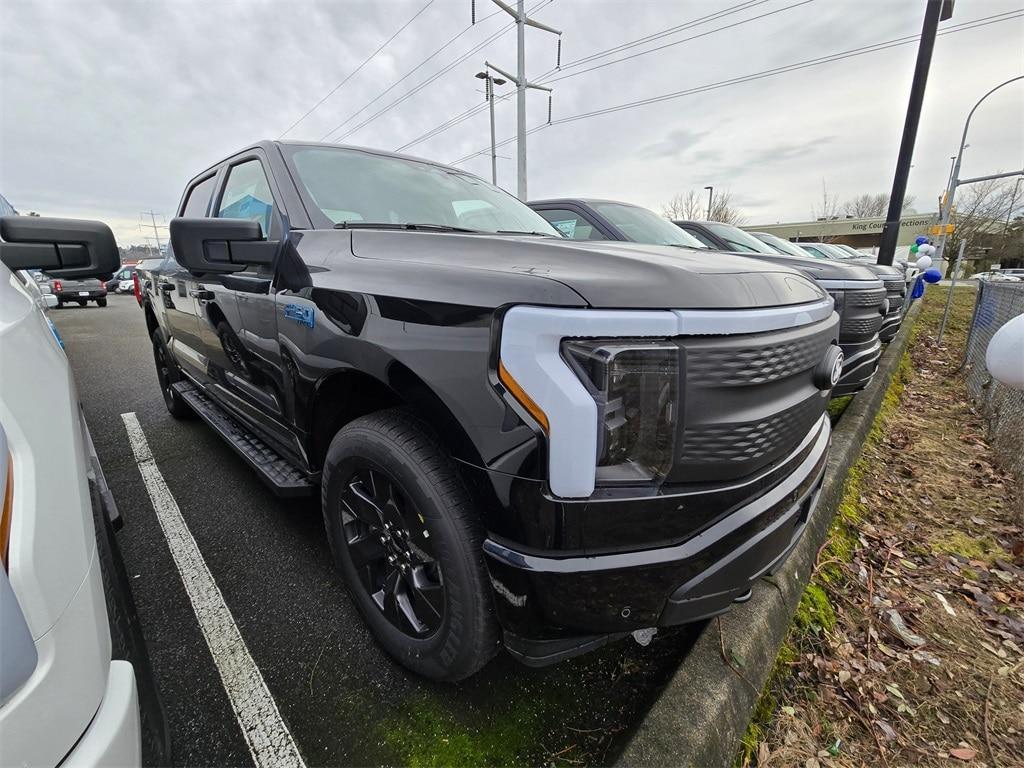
<box><xmin>339</xmin><ymin>463</ymin><xmax>445</xmax><ymax>637</ymax></box>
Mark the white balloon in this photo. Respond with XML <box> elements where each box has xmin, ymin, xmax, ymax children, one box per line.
<box><xmin>916</xmin><ymin>255</ymin><xmax>933</xmax><ymax>270</ymax></box>
<box><xmin>920</xmin><ymin>244</ymin><xmax>936</xmax><ymax>256</ymax></box>
<box><xmin>986</xmin><ymin>314</ymin><xmax>1024</xmax><ymax>389</ymax></box>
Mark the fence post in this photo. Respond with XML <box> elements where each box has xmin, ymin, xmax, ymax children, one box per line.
<box><xmin>937</xmin><ymin>240</ymin><xmax>966</xmax><ymax>345</ymax></box>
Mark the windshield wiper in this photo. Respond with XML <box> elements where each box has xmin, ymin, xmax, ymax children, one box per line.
<box><xmin>333</xmin><ymin>221</ymin><xmax>481</xmax><ymax>233</ymax></box>
<box><xmin>495</xmin><ymin>229</ymin><xmax>557</xmax><ymax>237</ymax></box>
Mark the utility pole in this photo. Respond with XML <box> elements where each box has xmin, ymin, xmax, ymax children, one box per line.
<box><xmin>704</xmin><ymin>186</ymin><xmax>714</xmax><ymax>220</ymax></box>
<box><xmin>877</xmin><ymin>0</ymin><xmax>953</xmax><ymax>266</ymax></box>
<box><xmin>141</xmin><ymin>211</ymin><xmax>168</xmax><ymax>258</ymax></box>
<box><xmin>475</xmin><ymin>71</ymin><xmax>507</xmax><ymax>185</ymax></box>
<box><xmin>488</xmin><ymin>0</ymin><xmax>560</xmax><ymax>200</ymax></box>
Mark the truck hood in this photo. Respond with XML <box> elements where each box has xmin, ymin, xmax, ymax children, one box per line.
<box><xmin>350</xmin><ymin>231</ymin><xmax>825</xmax><ymax>309</ymax></box>
<box><xmin>712</xmin><ymin>251</ymin><xmax>881</xmax><ymax>282</ymax></box>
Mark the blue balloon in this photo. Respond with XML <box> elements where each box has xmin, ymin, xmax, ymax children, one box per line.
<box><xmin>923</xmin><ymin>268</ymin><xmax>942</xmax><ymax>283</ymax></box>
<box><xmin>915</xmin><ymin>236</ymin><xmax>928</xmax><ymax>245</ymax></box>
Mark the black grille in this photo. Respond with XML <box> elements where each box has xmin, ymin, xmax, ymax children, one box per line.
<box><xmin>679</xmin><ymin>396</ymin><xmax>823</xmax><ymax>465</ymax></box>
<box><xmin>668</xmin><ymin>314</ymin><xmax>838</xmax><ymax>484</ymax></box>
<box><xmin>841</xmin><ymin>314</ymin><xmax>884</xmax><ymax>336</ymax></box>
<box><xmin>845</xmin><ymin>287</ymin><xmax>887</xmax><ymax>307</ymax></box>
<box><xmin>686</xmin><ymin>324</ymin><xmax>833</xmax><ymax>387</ymax></box>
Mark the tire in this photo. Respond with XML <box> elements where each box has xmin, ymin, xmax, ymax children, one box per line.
<box><xmin>56</xmin><ymin>299</ymin><xmax>63</xmax><ymax>308</ymax></box>
<box><xmin>151</xmin><ymin>330</ymin><xmax>193</xmax><ymax>419</ymax></box>
<box><xmin>89</xmin><ymin>482</ymin><xmax>172</xmax><ymax>766</ymax></box>
<box><xmin>96</xmin><ymin>297</ymin><xmax>107</xmax><ymax>307</ymax></box>
<box><xmin>321</xmin><ymin>408</ymin><xmax>499</xmax><ymax>681</ymax></box>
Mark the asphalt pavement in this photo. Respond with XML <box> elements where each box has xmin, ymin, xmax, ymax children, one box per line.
<box><xmin>51</xmin><ymin>294</ymin><xmax>698</xmax><ymax>768</ymax></box>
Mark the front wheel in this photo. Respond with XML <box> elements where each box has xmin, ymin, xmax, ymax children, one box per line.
<box><xmin>151</xmin><ymin>331</ymin><xmax>192</xmax><ymax>419</ymax></box>
<box><xmin>321</xmin><ymin>409</ymin><xmax>499</xmax><ymax>681</ymax></box>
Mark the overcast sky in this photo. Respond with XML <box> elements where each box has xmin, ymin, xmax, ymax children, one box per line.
<box><xmin>1</xmin><ymin>0</ymin><xmax>1021</xmax><ymax>245</ymax></box>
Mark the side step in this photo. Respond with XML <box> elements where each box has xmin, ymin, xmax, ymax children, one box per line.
<box><xmin>171</xmin><ymin>381</ymin><xmax>315</xmax><ymax>498</ymax></box>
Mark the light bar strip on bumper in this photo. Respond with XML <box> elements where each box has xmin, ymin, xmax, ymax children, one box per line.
<box><xmin>500</xmin><ymin>298</ymin><xmax>834</xmax><ymax>498</ymax></box>
<box><xmin>483</xmin><ymin>414</ymin><xmax>830</xmax><ymax>572</ymax></box>
<box><xmin>818</xmin><ymin>279</ymin><xmax>884</xmax><ymax>291</ymax></box>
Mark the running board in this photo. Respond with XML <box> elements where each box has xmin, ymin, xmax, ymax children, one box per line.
<box><xmin>171</xmin><ymin>381</ymin><xmax>315</xmax><ymax>498</ymax></box>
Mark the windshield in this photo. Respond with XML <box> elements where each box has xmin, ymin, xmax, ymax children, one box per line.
<box><xmin>796</xmin><ymin>243</ymin><xmax>831</xmax><ymax>260</ymax></box>
<box><xmin>591</xmin><ymin>203</ymin><xmax>707</xmax><ymax>248</ymax></box>
<box><xmin>286</xmin><ymin>146</ymin><xmax>559</xmax><ymax>235</ymax></box>
<box><xmin>751</xmin><ymin>232</ymin><xmax>815</xmax><ymax>259</ymax></box>
<box><xmin>704</xmin><ymin>223</ymin><xmax>779</xmax><ymax>255</ymax></box>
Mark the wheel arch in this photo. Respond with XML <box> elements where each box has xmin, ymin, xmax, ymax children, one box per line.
<box><xmin>307</xmin><ymin>362</ymin><xmax>485</xmax><ymax>473</ymax></box>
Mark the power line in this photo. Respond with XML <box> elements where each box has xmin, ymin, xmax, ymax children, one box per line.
<box><xmin>540</xmin><ymin>0</ymin><xmax>769</xmax><ymax>76</ymax></box>
<box><xmin>323</xmin><ymin>0</ymin><xmax>552</xmax><ymax>143</ymax></box>
<box><xmin>395</xmin><ymin>91</ymin><xmax>514</xmax><ymax>152</ymax></box>
<box><xmin>537</xmin><ymin>0</ymin><xmax>816</xmax><ymax>87</ymax></box>
<box><xmin>320</xmin><ymin>5</ymin><xmax>510</xmax><ymax>143</ymax></box>
<box><xmin>278</xmin><ymin>0</ymin><xmax>436</xmax><ymax>138</ymax></box>
<box><xmin>449</xmin><ymin>11</ymin><xmax>1024</xmax><ymax>167</ymax></box>
<box><xmin>392</xmin><ymin>0</ymin><xmax>807</xmax><ymax>153</ymax></box>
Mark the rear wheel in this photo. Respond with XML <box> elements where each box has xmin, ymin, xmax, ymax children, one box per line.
<box><xmin>321</xmin><ymin>409</ymin><xmax>499</xmax><ymax>681</ymax></box>
<box><xmin>151</xmin><ymin>331</ymin><xmax>192</xmax><ymax>419</ymax></box>
<box><xmin>96</xmin><ymin>297</ymin><xmax>107</xmax><ymax>307</ymax></box>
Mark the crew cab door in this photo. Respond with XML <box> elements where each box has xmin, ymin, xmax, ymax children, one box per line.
<box><xmin>162</xmin><ymin>173</ymin><xmax>219</xmax><ymax>376</ymax></box>
<box><xmin>197</xmin><ymin>153</ymin><xmax>291</xmax><ymax>428</ymax></box>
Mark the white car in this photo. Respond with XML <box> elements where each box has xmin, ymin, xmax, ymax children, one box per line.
<box><xmin>969</xmin><ymin>271</ymin><xmax>1022</xmax><ymax>282</ymax></box>
<box><xmin>0</xmin><ymin>216</ymin><xmax>167</xmax><ymax>766</ymax></box>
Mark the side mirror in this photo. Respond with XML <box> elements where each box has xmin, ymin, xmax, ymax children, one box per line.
<box><xmin>0</xmin><ymin>216</ymin><xmax>120</xmax><ymax>279</ymax></box>
<box><xmin>169</xmin><ymin>218</ymin><xmax>278</xmax><ymax>274</ymax></box>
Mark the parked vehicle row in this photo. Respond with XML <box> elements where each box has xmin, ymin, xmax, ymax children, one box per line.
<box><xmin>134</xmin><ymin>140</ymin><xmax>848</xmax><ymax>681</ymax></box>
<box><xmin>528</xmin><ymin>200</ymin><xmax>888</xmax><ymax>395</ymax></box>
<box><xmin>0</xmin><ymin>216</ymin><xmax>168</xmax><ymax>767</ymax></box>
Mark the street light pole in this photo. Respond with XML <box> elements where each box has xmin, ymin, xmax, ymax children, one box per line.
<box><xmin>704</xmin><ymin>186</ymin><xmax>713</xmax><ymax>220</ymax></box>
<box><xmin>934</xmin><ymin>75</ymin><xmax>1024</xmax><ymax>267</ymax></box>
<box><xmin>475</xmin><ymin>71</ymin><xmax>507</xmax><ymax>186</ymax></box>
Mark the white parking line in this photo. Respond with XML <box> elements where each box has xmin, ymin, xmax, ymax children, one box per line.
<box><xmin>120</xmin><ymin>412</ymin><xmax>306</xmax><ymax>768</ymax></box>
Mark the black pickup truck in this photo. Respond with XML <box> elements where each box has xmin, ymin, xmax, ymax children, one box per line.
<box><xmin>529</xmin><ymin>200</ymin><xmax>888</xmax><ymax>396</ymax></box>
<box><xmin>139</xmin><ymin>141</ymin><xmax>844</xmax><ymax>680</ymax></box>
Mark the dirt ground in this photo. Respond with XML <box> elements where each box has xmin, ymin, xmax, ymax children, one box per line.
<box><xmin>751</xmin><ymin>287</ymin><xmax>1024</xmax><ymax>768</ymax></box>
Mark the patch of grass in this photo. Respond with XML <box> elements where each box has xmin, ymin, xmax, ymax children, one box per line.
<box><xmin>380</xmin><ymin>694</ymin><xmax>546</xmax><ymax>768</ymax></box>
<box><xmin>737</xmin><ymin>645</ymin><xmax>798</xmax><ymax>766</ymax></box>
<box><xmin>827</xmin><ymin>395</ymin><xmax>853</xmax><ymax>421</ymax></box>
<box><xmin>929</xmin><ymin>530</ymin><xmax>1009</xmax><ymax>564</ymax></box>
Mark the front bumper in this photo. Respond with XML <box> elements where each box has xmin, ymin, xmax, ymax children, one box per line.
<box><xmin>483</xmin><ymin>415</ymin><xmax>830</xmax><ymax>666</ymax></box>
<box><xmin>834</xmin><ymin>337</ymin><xmax>881</xmax><ymax>396</ymax></box>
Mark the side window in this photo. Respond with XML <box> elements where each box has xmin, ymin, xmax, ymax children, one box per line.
<box><xmin>536</xmin><ymin>209</ymin><xmax>608</xmax><ymax>240</ymax></box>
<box><xmin>181</xmin><ymin>175</ymin><xmax>217</xmax><ymax>218</ymax></box>
<box><xmin>684</xmin><ymin>227</ymin><xmax>718</xmax><ymax>249</ymax></box>
<box><xmin>217</xmin><ymin>160</ymin><xmax>275</xmax><ymax>238</ymax></box>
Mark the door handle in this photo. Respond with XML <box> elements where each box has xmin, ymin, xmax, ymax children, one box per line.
<box><xmin>190</xmin><ymin>289</ymin><xmax>215</xmax><ymax>301</ymax></box>
<box><xmin>159</xmin><ymin>282</ymin><xmax>175</xmax><ymax>293</ymax></box>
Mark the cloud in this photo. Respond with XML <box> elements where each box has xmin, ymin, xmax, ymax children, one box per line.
<box><xmin>1</xmin><ymin>0</ymin><xmax>1021</xmax><ymax>245</ymax></box>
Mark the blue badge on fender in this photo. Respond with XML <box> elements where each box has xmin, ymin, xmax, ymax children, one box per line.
<box><xmin>284</xmin><ymin>303</ymin><xmax>315</xmax><ymax>329</ymax></box>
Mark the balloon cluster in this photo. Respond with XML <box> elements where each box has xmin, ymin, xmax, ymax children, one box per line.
<box><xmin>912</xmin><ymin>235</ymin><xmax>942</xmax><ymax>284</ymax></box>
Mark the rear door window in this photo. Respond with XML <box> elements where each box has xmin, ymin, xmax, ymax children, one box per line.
<box><xmin>181</xmin><ymin>175</ymin><xmax>217</xmax><ymax>217</ymax></box>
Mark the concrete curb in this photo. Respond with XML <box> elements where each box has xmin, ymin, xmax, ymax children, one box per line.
<box><xmin>617</xmin><ymin>301</ymin><xmax>923</xmax><ymax>768</ymax></box>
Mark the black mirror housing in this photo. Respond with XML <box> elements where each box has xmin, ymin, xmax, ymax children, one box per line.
<box><xmin>169</xmin><ymin>218</ymin><xmax>277</xmax><ymax>274</ymax></box>
<box><xmin>0</xmin><ymin>216</ymin><xmax>121</xmax><ymax>279</ymax></box>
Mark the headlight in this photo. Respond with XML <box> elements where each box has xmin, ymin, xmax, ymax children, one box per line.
<box><xmin>561</xmin><ymin>339</ymin><xmax>679</xmax><ymax>485</ymax></box>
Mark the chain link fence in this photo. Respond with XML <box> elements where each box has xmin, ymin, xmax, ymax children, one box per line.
<box><xmin>963</xmin><ymin>281</ymin><xmax>1024</xmax><ymax>497</ymax></box>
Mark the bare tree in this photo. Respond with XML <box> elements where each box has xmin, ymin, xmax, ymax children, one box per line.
<box><xmin>843</xmin><ymin>192</ymin><xmax>917</xmax><ymax>218</ymax></box>
<box><xmin>809</xmin><ymin>180</ymin><xmax>842</xmax><ymax>240</ymax></box>
<box><xmin>944</xmin><ymin>177</ymin><xmax>1024</xmax><ymax>276</ymax></box>
<box><xmin>662</xmin><ymin>189</ymin><xmax>746</xmax><ymax>225</ymax></box>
